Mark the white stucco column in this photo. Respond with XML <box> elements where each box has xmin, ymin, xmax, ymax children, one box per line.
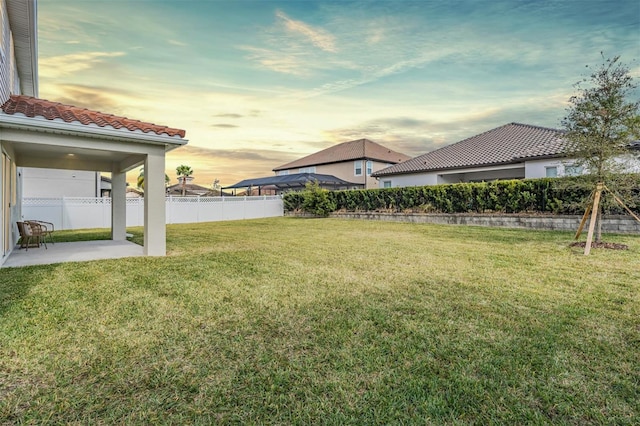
<box><xmin>111</xmin><ymin>170</ymin><xmax>127</xmax><ymax>241</ymax></box>
<box><xmin>144</xmin><ymin>149</ymin><xmax>166</xmax><ymax>256</ymax></box>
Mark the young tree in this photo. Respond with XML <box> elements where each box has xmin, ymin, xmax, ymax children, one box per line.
<box><xmin>561</xmin><ymin>54</ymin><xmax>640</xmax><ymax>242</ymax></box>
<box><xmin>176</xmin><ymin>165</ymin><xmax>194</xmax><ymax>196</ymax></box>
<box><xmin>562</xmin><ymin>54</ymin><xmax>639</xmax><ymax>181</ymax></box>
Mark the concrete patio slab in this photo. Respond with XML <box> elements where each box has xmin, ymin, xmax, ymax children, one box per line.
<box><xmin>2</xmin><ymin>240</ymin><xmax>144</xmax><ymax>268</ymax></box>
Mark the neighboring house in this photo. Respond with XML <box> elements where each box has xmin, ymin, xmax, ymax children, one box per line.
<box><xmin>167</xmin><ymin>176</ymin><xmax>211</xmax><ymax>196</ymax></box>
<box><xmin>126</xmin><ymin>187</ymin><xmax>144</xmax><ymax>198</ymax></box>
<box><xmin>372</xmin><ymin>122</ymin><xmax>622</xmax><ymax>188</ymax></box>
<box><xmin>0</xmin><ymin>0</ymin><xmax>187</xmax><ymax>264</ymax></box>
<box><xmin>224</xmin><ymin>172</ymin><xmax>356</xmax><ymax>195</ymax></box>
<box><xmin>273</xmin><ymin>138</ymin><xmax>411</xmax><ymax>189</ymax></box>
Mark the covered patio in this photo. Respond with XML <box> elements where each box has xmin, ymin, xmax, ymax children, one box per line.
<box><xmin>2</xmin><ymin>239</ymin><xmax>143</xmax><ymax>268</ymax></box>
<box><xmin>0</xmin><ymin>95</ymin><xmax>187</xmax><ymax>262</ymax></box>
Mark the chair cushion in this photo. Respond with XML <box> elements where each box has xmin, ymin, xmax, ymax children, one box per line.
<box><xmin>23</xmin><ymin>223</ymin><xmax>33</xmax><ymax>236</ymax></box>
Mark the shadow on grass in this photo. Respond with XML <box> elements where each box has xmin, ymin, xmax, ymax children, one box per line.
<box><xmin>0</xmin><ymin>264</ymin><xmax>58</xmax><ymax>316</ymax></box>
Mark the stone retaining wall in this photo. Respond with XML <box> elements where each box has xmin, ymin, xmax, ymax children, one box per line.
<box><xmin>312</xmin><ymin>212</ymin><xmax>640</xmax><ymax>234</ymax></box>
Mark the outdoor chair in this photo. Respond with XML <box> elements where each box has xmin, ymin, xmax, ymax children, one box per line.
<box><xmin>26</xmin><ymin>220</ymin><xmax>54</xmax><ymax>245</ymax></box>
<box><xmin>17</xmin><ymin>221</ymin><xmax>48</xmax><ymax>251</ymax></box>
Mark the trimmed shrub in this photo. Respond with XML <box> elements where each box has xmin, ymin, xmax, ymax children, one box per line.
<box><xmin>283</xmin><ymin>175</ymin><xmax>640</xmax><ymax>216</ymax></box>
<box><xmin>300</xmin><ymin>181</ymin><xmax>336</xmax><ymax>217</ymax></box>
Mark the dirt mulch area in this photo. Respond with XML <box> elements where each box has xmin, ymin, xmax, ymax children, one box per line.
<box><xmin>570</xmin><ymin>241</ymin><xmax>629</xmax><ymax>250</ymax></box>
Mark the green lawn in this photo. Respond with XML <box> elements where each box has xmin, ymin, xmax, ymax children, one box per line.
<box><xmin>1</xmin><ymin>218</ymin><xmax>639</xmax><ymax>424</ymax></box>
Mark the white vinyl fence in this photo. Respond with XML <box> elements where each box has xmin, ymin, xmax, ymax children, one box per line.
<box><xmin>21</xmin><ymin>196</ymin><xmax>284</xmax><ymax>230</ymax></box>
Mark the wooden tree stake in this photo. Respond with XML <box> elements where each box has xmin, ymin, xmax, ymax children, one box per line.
<box><xmin>603</xmin><ymin>185</ymin><xmax>640</xmax><ymax>223</ymax></box>
<box><xmin>575</xmin><ymin>189</ymin><xmax>595</xmax><ymax>240</ymax></box>
<box><xmin>584</xmin><ymin>183</ymin><xmax>604</xmax><ymax>256</ymax></box>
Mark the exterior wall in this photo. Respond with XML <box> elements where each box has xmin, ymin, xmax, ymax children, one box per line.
<box><xmin>0</xmin><ymin>0</ymin><xmax>21</xmax><ymax>264</ymax></box>
<box><xmin>0</xmin><ymin>0</ymin><xmax>20</xmax><ymax>102</ymax></box>
<box><xmin>437</xmin><ymin>167</ymin><xmax>525</xmax><ymax>184</ymax></box>
<box><xmin>615</xmin><ymin>153</ymin><xmax>640</xmax><ymax>174</ymax></box>
<box><xmin>525</xmin><ymin>155</ymin><xmax>640</xmax><ymax>178</ymax></box>
<box><xmin>0</xmin><ymin>0</ymin><xmax>11</xmax><ymax>102</ymax></box>
<box><xmin>280</xmin><ymin>159</ymin><xmax>393</xmax><ymax>189</ymax></box>
<box><xmin>377</xmin><ymin>172</ymin><xmax>438</xmax><ymax>188</ymax></box>
<box><xmin>1</xmin><ymin>143</ymin><xmax>19</xmax><ymax>263</ymax></box>
<box><xmin>21</xmin><ymin>167</ymin><xmax>100</xmax><ymax>197</ymax></box>
<box><xmin>524</xmin><ymin>158</ymin><xmax>584</xmax><ymax>178</ymax></box>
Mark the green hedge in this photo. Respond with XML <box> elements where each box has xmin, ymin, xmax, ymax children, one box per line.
<box><xmin>283</xmin><ymin>176</ymin><xmax>640</xmax><ymax>216</ymax></box>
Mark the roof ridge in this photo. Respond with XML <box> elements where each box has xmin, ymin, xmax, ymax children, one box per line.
<box><xmin>509</xmin><ymin>122</ymin><xmax>563</xmax><ymax>133</ymax></box>
<box><xmin>273</xmin><ymin>137</ymin><xmax>408</xmax><ymax>171</ymax></box>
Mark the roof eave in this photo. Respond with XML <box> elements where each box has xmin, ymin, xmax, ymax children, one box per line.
<box><xmin>0</xmin><ymin>113</ymin><xmax>188</xmax><ymax>149</ymax></box>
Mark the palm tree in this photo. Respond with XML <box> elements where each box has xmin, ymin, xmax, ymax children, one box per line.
<box><xmin>176</xmin><ymin>165</ymin><xmax>193</xmax><ymax>196</ymax></box>
<box><xmin>136</xmin><ymin>168</ymin><xmax>170</xmax><ymax>191</ymax></box>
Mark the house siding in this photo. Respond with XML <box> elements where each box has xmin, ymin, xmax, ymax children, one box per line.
<box><xmin>280</xmin><ymin>159</ymin><xmax>392</xmax><ymax>189</ymax></box>
<box><xmin>0</xmin><ymin>0</ymin><xmax>21</xmax><ymax>263</ymax></box>
<box><xmin>0</xmin><ymin>0</ymin><xmax>20</xmax><ymax>102</ymax></box>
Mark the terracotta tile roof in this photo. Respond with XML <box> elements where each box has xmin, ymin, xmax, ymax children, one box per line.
<box><xmin>373</xmin><ymin>123</ymin><xmax>567</xmax><ymax>177</ymax></box>
<box><xmin>1</xmin><ymin>95</ymin><xmax>186</xmax><ymax>138</ymax></box>
<box><xmin>273</xmin><ymin>138</ymin><xmax>410</xmax><ymax>171</ymax></box>
<box><xmin>166</xmin><ymin>182</ymin><xmax>211</xmax><ymax>196</ymax></box>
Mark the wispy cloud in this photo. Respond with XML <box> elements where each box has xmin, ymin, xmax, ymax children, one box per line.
<box><xmin>213</xmin><ymin>113</ymin><xmax>244</xmax><ymax>118</ymax></box>
<box><xmin>40</xmin><ymin>83</ymin><xmax>136</xmax><ymax>114</ymax></box>
<box><xmin>39</xmin><ymin>52</ymin><xmax>126</xmax><ymax>78</ymax></box>
<box><xmin>211</xmin><ymin>124</ymin><xmax>239</xmax><ymax>129</ymax></box>
<box><xmin>241</xmin><ymin>46</ymin><xmax>308</xmax><ymax>76</ymax></box>
<box><xmin>275</xmin><ymin>10</ymin><xmax>337</xmax><ymax>53</ymax></box>
<box><xmin>168</xmin><ymin>39</ymin><xmax>188</xmax><ymax>47</ymax></box>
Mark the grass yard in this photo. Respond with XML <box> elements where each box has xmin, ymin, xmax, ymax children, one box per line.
<box><xmin>1</xmin><ymin>217</ymin><xmax>639</xmax><ymax>424</ymax></box>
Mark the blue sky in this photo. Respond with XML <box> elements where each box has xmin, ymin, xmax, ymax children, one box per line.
<box><xmin>37</xmin><ymin>0</ymin><xmax>640</xmax><ymax>186</ymax></box>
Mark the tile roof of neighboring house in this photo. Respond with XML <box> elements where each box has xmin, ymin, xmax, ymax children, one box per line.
<box><xmin>167</xmin><ymin>182</ymin><xmax>211</xmax><ymax>196</ymax></box>
<box><xmin>273</xmin><ymin>138</ymin><xmax>411</xmax><ymax>171</ymax></box>
<box><xmin>1</xmin><ymin>95</ymin><xmax>186</xmax><ymax>138</ymax></box>
<box><xmin>373</xmin><ymin>123</ymin><xmax>566</xmax><ymax>177</ymax></box>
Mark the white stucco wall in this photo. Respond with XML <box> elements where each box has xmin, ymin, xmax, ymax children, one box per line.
<box><xmin>524</xmin><ymin>159</ymin><xmax>565</xmax><ymax>178</ymax></box>
<box><xmin>21</xmin><ymin>167</ymin><xmax>100</xmax><ymax>197</ymax></box>
<box><xmin>278</xmin><ymin>159</ymin><xmax>394</xmax><ymax>189</ymax></box>
<box><xmin>377</xmin><ymin>172</ymin><xmax>439</xmax><ymax>188</ymax></box>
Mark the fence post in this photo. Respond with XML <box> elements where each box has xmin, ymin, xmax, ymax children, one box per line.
<box><xmin>61</xmin><ymin>196</ymin><xmax>66</xmax><ymax>230</ymax></box>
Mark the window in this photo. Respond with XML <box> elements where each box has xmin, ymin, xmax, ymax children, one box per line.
<box><xmin>277</xmin><ymin>170</ymin><xmax>289</xmax><ymax>176</ymax></box>
<box><xmin>564</xmin><ymin>165</ymin><xmax>583</xmax><ymax>176</ymax></box>
<box><xmin>354</xmin><ymin>160</ymin><xmax>362</xmax><ymax>176</ymax></box>
<box><xmin>299</xmin><ymin>166</ymin><xmax>316</xmax><ymax>173</ymax></box>
<box><xmin>545</xmin><ymin>166</ymin><xmax>558</xmax><ymax>178</ymax></box>
<box><xmin>366</xmin><ymin>161</ymin><xmax>373</xmax><ymax>176</ymax></box>
<box><xmin>383</xmin><ymin>180</ymin><xmax>392</xmax><ymax>188</ymax></box>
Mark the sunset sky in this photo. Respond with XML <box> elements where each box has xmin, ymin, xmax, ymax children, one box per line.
<box><xmin>37</xmin><ymin>0</ymin><xmax>640</xmax><ymax>188</ymax></box>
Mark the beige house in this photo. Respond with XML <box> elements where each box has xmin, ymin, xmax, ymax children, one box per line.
<box><xmin>273</xmin><ymin>138</ymin><xmax>410</xmax><ymax>189</ymax></box>
<box><xmin>0</xmin><ymin>0</ymin><xmax>187</xmax><ymax>265</ymax></box>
